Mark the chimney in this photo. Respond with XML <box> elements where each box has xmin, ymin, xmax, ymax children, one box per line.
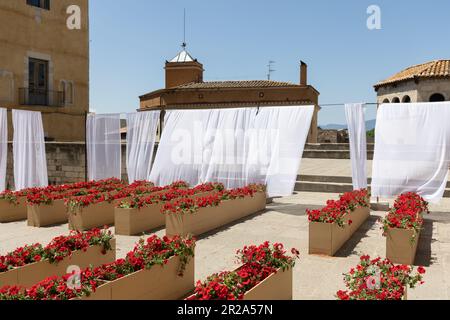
<box><xmin>300</xmin><ymin>61</ymin><xmax>308</xmax><ymax>86</ymax></box>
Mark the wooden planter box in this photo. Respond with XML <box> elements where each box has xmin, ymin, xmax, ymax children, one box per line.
<box><xmin>115</xmin><ymin>191</ymin><xmax>216</xmax><ymax>236</ymax></box>
<box><xmin>0</xmin><ymin>239</ymin><xmax>116</xmax><ymax>288</ymax></box>
<box><xmin>166</xmin><ymin>191</ymin><xmax>266</xmax><ymax>237</ymax></box>
<box><xmin>386</xmin><ymin>227</ymin><xmax>420</xmax><ymax>265</ymax></box>
<box><xmin>186</xmin><ymin>267</ymin><xmax>292</xmax><ymax>300</ymax></box>
<box><xmin>115</xmin><ymin>203</ymin><xmax>165</xmax><ymax>236</ymax></box>
<box><xmin>27</xmin><ymin>200</ymin><xmax>68</xmax><ymax>227</ymax></box>
<box><xmin>243</xmin><ymin>267</ymin><xmax>292</xmax><ymax>300</ymax></box>
<box><xmin>309</xmin><ymin>206</ymin><xmax>370</xmax><ymax>256</ymax></box>
<box><xmin>69</xmin><ymin>202</ymin><xmax>116</xmax><ymax>231</ymax></box>
<box><xmin>83</xmin><ymin>254</ymin><xmax>195</xmax><ymax>300</ymax></box>
<box><xmin>0</xmin><ymin>198</ymin><xmax>27</xmax><ymax>223</ymax></box>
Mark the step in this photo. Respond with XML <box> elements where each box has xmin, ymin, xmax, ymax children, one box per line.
<box><xmin>295</xmin><ymin>180</ymin><xmax>450</xmax><ymax>197</ymax></box>
<box><xmin>303</xmin><ymin>150</ymin><xmax>374</xmax><ymax>160</ymax></box>
<box><xmin>305</xmin><ymin>143</ymin><xmax>375</xmax><ymax>151</ymax></box>
<box><xmin>295</xmin><ymin>181</ymin><xmax>354</xmax><ymax>194</ymax></box>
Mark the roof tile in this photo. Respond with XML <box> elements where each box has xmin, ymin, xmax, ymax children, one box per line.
<box><xmin>175</xmin><ymin>80</ymin><xmax>300</xmax><ymax>89</ymax></box>
<box><xmin>375</xmin><ymin>60</ymin><xmax>450</xmax><ymax>88</ymax></box>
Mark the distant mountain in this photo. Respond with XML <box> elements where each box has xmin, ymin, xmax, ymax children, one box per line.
<box><xmin>319</xmin><ymin>119</ymin><xmax>377</xmax><ymax>131</ymax></box>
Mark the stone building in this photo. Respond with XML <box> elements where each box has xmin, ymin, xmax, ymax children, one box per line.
<box><xmin>374</xmin><ymin>60</ymin><xmax>450</xmax><ymax>103</ymax></box>
<box><xmin>0</xmin><ymin>0</ymin><xmax>89</xmax><ymax>141</ymax></box>
<box><xmin>139</xmin><ymin>49</ymin><xmax>320</xmax><ymax>142</ymax></box>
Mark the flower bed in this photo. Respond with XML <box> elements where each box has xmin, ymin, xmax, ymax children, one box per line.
<box><xmin>307</xmin><ymin>189</ymin><xmax>370</xmax><ymax>256</ymax></box>
<box><xmin>68</xmin><ymin>182</ymin><xmax>189</xmax><ymax>231</ymax></box>
<box><xmin>115</xmin><ymin>183</ymin><xmax>225</xmax><ymax>236</ymax></box>
<box><xmin>0</xmin><ymin>235</ymin><xmax>195</xmax><ymax>300</ymax></box>
<box><xmin>0</xmin><ymin>229</ymin><xmax>115</xmax><ymax>288</ymax></box>
<box><xmin>187</xmin><ymin>242</ymin><xmax>298</xmax><ymax>300</ymax></box>
<box><xmin>164</xmin><ymin>184</ymin><xmax>266</xmax><ymax>237</ymax></box>
<box><xmin>381</xmin><ymin>193</ymin><xmax>429</xmax><ymax>265</ymax></box>
<box><xmin>336</xmin><ymin>255</ymin><xmax>426</xmax><ymax>300</ymax></box>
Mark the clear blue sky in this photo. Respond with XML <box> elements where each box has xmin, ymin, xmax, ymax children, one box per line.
<box><xmin>89</xmin><ymin>0</ymin><xmax>450</xmax><ymax>125</ymax></box>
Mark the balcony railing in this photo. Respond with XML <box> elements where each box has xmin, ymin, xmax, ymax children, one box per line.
<box><xmin>19</xmin><ymin>88</ymin><xmax>65</xmax><ymax>107</ymax></box>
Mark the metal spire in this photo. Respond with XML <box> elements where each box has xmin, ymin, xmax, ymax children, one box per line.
<box><xmin>182</xmin><ymin>9</ymin><xmax>187</xmax><ymax>49</ymax></box>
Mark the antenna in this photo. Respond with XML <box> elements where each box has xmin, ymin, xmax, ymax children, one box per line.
<box><xmin>267</xmin><ymin>60</ymin><xmax>276</xmax><ymax>80</ymax></box>
<box><xmin>182</xmin><ymin>9</ymin><xmax>187</xmax><ymax>50</ymax></box>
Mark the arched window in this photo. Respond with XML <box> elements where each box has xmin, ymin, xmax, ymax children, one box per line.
<box><xmin>402</xmin><ymin>95</ymin><xmax>411</xmax><ymax>103</ymax></box>
<box><xmin>382</xmin><ymin>98</ymin><xmax>390</xmax><ymax>103</ymax></box>
<box><xmin>392</xmin><ymin>97</ymin><xmax>400</xmax><ymax>103</ymax></box>
<box><xmin>429</xmin><ymin>93</ymin><xmax>445</xmax><ymax>102</ymax></box>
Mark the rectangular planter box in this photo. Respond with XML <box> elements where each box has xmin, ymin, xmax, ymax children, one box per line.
<box><xmin>309</xmin><ymin>206</ymin><xmax>370</xmax><ymax>256</ymax></box>
<box><xmin>243</xmin><ymin>267</ymin><xmax>293</xmax><ymax>300</ymax></box>
<box><xmin>186</xmin><ymin>267</ymin><xmax>292</xmax><ymax>300</ymax></box>
<box><xmin>115</xmin><ymin>203</ymin><xmax>165</xmax><ymax>236</ymax></box>
<box><xmin>0</xmin><ymin>239</ymin><xmax>116</xmax><ymax>288</ymax></box>
<box><xmin>114</xmin><ymin>191</ymin><xmax>216</xmax><ymax>236</ymax></box>
<box><xmin>386</xmin><ymin>227</ymin><xmax>420</xmax><ymax>265</ymax></box>
<box><xmin>0</xmin><ymin>198</ymin><xmax>27</xmax><ymax>223</ymax></box>
<box><xmin>84</xmin><ymin>254</ymin><xmax>195</xmax><ymax>300</ymax></box>
<box><xmin>27</xmin><ymin>199</ymin><xmax>68</xmax><ymax>227</ymax></box>
<box><xmin>69</xmin><ymin>202</ymin><xmax>116</xmax><ymax>231</ymax></box>
<box><xmin>165</xmin><ymin>191</ymin><xmax>266</xmax><ymax>237</ymax></box>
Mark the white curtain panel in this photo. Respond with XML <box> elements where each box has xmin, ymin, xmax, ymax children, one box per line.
<box><xmin>371</xmin><ymin>102</ymin><xmax>450</xmax><ymax>203</ymax></box>
<box><xmin>87</xmin><ymin>113</ymin><xmax>121</xmax><ymax>181</ymax></box>
<box><xmin>12</xmin><ymin>110</ymin><xmax>48</xmax><ymax>190</ymax></box>
<box><xmin>126</xmin><ymin>111</ymin><xmax>160</xmax><ymax>183</ymax></box>
<box><xmin>149</xmin><ymin>110</ymin><xmax>211</xmax><ymax>186</ymax></box>
<box><xmin>0</xmin><ymin>108</ymin><xmax>8</xmax><ymax>191</ymax></box>
<box><xmin>201</xmin><ymin>108</ymin><xmax>257</xmax><ymax>189</ymax></box>
<box><xmin>345</xmin><ymin>103</ymin><xmax>368</xmax><ymax>190</ymax></box>
<box><xmin>248</xmin><ymin>106</ymin><xmax>315</xmax><ymax>197</ymax></box>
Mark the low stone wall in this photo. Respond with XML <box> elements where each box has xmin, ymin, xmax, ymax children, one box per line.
<box><xmin>5</xmin><ymin>142</ymin><xmax>129</xmax><ymax>190</ymax></box>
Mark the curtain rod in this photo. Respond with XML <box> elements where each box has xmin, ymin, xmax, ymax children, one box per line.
<box><xmin>319</xmin><ymin>102</ymin><xmax>379</xmax><ymax>107</ymax></box>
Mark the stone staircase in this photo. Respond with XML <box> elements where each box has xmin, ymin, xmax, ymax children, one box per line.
<box><xmin>296</xmin><ymin>143</ymin><xmax>450</xmax><ymax>197</ymax></box>
<box><xmin>295</xmin><ymin>174</ymin><xmax>450</xmax><ymax>198</ymax></box>
<box><xmin>303</xmin><ymin>143</ymin><xmax>374</xmax><ymax>160</ymax></box>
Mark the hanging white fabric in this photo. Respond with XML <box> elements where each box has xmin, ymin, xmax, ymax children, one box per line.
<box><xmin>126</xmin><ymin>111</ymin><xmax>160</xmax><ymax>183</ymax></box>
<box><xmin>12</xmin><ymin>110</ymin><xmax>48</xmax><ymax>190</ymax></box>
<box><xmin>345</xmin><ymin>103</ymin><xmax>368</xmax><ymax>190</ymax></box>
<box><xmin>371</xmin><ymin>102</ymin><xmax>450</xmax><ymax>203</ymax></box>
<box><xmin>0</xmin><ymin>108</ymin><xmax>8</xmax><ymax>191</ymax></box>
<box><xmin>201</xmin><ymin>108</ymin><xmax>257</xmax><ymax>189</ymax></box>
<box><xmin>87</xmin><ymin>113</ymin><xmax>122</xmax><ymax>181</ymax></box>
<box><xmin>149</xmin><ymin>110</ymin><xmax>211</xmax><ymax>186</ymax></box>
<box><xmin>248</xmin><ymin>106</ymin><xmax>315</xmax><ymax>197</ymax></box>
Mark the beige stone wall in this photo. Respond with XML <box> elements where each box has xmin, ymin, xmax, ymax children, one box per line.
<box><xmin>376</xmin><ymin>81</ymin><xmax>419</xmax><ymax>103</ymax></box>
<box><xmin>416</xmin><ymin>78</ymin><xmax>450</xmax><ymax>102</ymax></box>
<box><xmin>5</xmin><ymin>142</ymin><xmax>129</xmax><ymax>190</ymax></box>
<box><xmin>376</xmin><ymin>78</ymin><xmax>450</xmax><ymax>103</ymax></box>
<box><xmin>0</xmin><ymin>0</ymin><xmax>89</xmax><ymax>141</ymax></box>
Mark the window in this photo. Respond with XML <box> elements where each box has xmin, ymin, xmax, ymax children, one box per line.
<box><xmin>429</xmin><ymin>93</ymin><xmax>445</xmax><ymax>102</ymax></box>
<box><xmin>66</xmin><ymin>82</ymin><xmax>73</xmax><ymax>104</ymax></box>
<box><xmin>392</xmin><ymin>97</ymin><xmax>400</xmax><ymax>103</ymax></box>
<box><xmin>402</xmin><ymin>95</ymin><xmax>411</xmax><ymax>103</ymax></box>
<box><xmin>28</xmin><ymin>58</ymin><xmax>49</xmax><ymax>105</ymax></box>
<box><xmin>26</xmin><ymin>0</ymin><xmax>50</xmax><ymax>10</ymax></box>
<box><xmin>382</xmin><ymin>98</ymin><xmax>390</xmax><ymax>103</ymax></box>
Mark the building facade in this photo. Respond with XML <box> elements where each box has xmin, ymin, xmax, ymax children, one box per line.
<box><xmin>374</xmin><ymin>60</ymin><xmax>450</xmax><ymax>104</ymax></box>
<box><xmin>0</xmin><ymin>0</ymin><xmax>89</xmax><ymax>141</ymax></box>
<box><xmin>139</xmin><ymin>50</ymin><xmax>320</xmax><ymax>143</ymax></box>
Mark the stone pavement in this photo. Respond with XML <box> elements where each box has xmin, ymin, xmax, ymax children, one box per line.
<box><xmin>1</xmin><ymin>191</ymin><xmax>450</xmax><ymax>300</ymax></box>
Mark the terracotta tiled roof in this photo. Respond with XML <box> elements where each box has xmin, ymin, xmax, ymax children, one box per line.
<box><xmin>374</xmin><ymin>60</ymin><xmax>450</xmax><ymax>88</ymax></box>
<box><xmin>175</xmin><ymin>80</ymin><xmax>300</xmax><ymax>89</ymax></box>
